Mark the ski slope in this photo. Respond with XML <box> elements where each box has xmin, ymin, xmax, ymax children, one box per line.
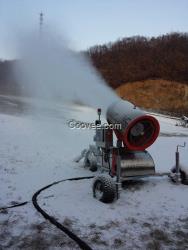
<box><xmin>0</xmin><ymin>95</ymin><xmax>188</xmax><ymax>249</ymax></box>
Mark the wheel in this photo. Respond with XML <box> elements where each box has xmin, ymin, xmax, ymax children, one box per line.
<box><xmin>89</xmin><ymin>164</ymin><xmax>98</xmax><ymax>172</ymax></box>
<box><xmin>93</xmin><ymin>175</ymin><xmax>116</xmax><ymax>203</ymax></box>
<box><xmin>85</xmin><ymin>158</ymin><xmax>97</xmax><ymax>172</ymax></box>
<box><xmin>170</xmin><ymin>167</ymin><xmax>188</xmax><ymax>185</ymax></box>
<box><xmin>180</xmin><ymin>169</ymin><xmax>188</xmax><ymax>185</ymax></box>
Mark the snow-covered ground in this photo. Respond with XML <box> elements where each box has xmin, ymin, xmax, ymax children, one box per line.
<box><xmin>0</xmin><ymin>95</ymin><xmax>188</xmax><ymax>250</ymax></box>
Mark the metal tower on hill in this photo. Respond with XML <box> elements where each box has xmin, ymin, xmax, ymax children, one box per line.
<box><xmin>39</xmin><ymin>12</ymin><xmax>44</xmax><ymax>34</ymax></box>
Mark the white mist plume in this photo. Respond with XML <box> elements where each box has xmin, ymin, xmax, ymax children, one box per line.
<box><xmin>15</xmin><ymin>30</ymin><xmax>118</xmax><ymax>113</ymax></box>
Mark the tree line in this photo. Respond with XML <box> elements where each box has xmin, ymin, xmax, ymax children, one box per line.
<box><xmin>88</xmin><ymin>32</ymin><xmax>188</xmax><ymax>88</ymax></box>
<box><xmin>0</xmin><ymin>60</ymin><xmax>20</xmax><ymax>95</ymax></box>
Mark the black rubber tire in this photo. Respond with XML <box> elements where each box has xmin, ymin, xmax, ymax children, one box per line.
<box><xmin>93</xmin><ymin>175</ymin><xmax>116</xmax><ymax>203</ymax></box>
<box><xmin>180</xmin><ymin>170</ymin><xmax>188</xmax><ymax>185</ymax></box>
<box><xmin>85</xmin><ymin>158</ymin><xmax>97</xmax><ymax>172</ymax></box>
<box><xmin>89</xmin><ymin>165</ymin><xmax>98</xmax><ymax>172</ymax></box>
<box><xmin>171</xmin><ymin>167</ymin><xmax>188</xmax><ymax>185</ymax></box>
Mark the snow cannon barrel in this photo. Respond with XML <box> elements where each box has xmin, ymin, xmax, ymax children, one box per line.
<box><xmin>106</xmin><ymin>100</ymin><xmax>160</xmax><ymax>151</ymax></box>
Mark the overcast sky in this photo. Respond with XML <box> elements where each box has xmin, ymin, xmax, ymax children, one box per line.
<box><xmin>0</xmin><ymin>0</ymin><xmax>188</xmax><ymax>59</ymax></box>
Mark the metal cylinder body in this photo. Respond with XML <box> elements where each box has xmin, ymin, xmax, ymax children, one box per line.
<box><xmin>106</xmin><ymin>100</ymin><xmax>160</xmax><ymax>150</ymax></box>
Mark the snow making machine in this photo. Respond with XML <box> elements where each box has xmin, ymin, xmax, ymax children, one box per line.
<box><xmin>79</xmin><ymin>100</ymin><xmax>160</xmax><ymax>203</ymax></box>
<box><xmin>78</xmin><ymin>100</ymin><xmax>187</xmax><ymax>203</ymax></box>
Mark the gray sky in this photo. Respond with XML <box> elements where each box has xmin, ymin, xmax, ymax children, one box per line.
<box><xmin>0</xmin><ymin>0</ymin><xmax>188</xmax><ymax>59</ymax></box>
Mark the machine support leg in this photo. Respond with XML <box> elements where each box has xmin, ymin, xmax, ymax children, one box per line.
<box><xmin>175</xmin><ymin>151</ymin><xmax>181</xmax><ymax>183</ymax></box>
<box><xmin>116</xmin><ymin>149</ymin><xmax>121</xmax><ymax>199</ymax></box>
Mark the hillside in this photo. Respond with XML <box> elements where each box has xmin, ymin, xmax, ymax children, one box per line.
<box><xmin>0</xmin><ymin>60</ymin><xmax>20</xmax><ymax>95</ymax></box>
<box><xmin>88</xmin><ymin>33</ymin><xmax>188</xmax><ymax>88</ymax></box>
<box><xmin>88</xmin><ymin>33</ymin><xmax>188</xmax><ymax>115</ymax></box>
<box><xmin>0</xmin><ymin>33</ymin><xmax>188</xmax><ymax>115</ymax></box>
<box><xmin>116</xmin><ymin>79</ymin><xmax>188</xmax><ymax>115</ymax></box>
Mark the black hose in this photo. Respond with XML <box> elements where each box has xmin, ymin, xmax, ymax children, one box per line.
<box><xmin>0</xmin><ymin>201</ymin><xmax>28</xmax><ymax>211</ymax></box>
<box><xmin>32</xmin><ymin>176</ymin><xmax>94</xmax><ymax>250</ymax></box>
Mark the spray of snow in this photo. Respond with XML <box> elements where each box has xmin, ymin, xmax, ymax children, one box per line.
<box><xmin>14</xmin><ymin>29</ymin><xmax>118</xmax><ymax>114</ymax></box>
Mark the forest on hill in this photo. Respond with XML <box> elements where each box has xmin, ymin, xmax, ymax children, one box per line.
<box><xmin>88</xmin><ymin>32</ymin><xmax>188</xmax><ymax>88</ymax></box>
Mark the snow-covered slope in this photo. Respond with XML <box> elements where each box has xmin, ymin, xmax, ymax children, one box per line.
<box><xmin>0</xmin><ymin>96</ymin><xmax>188</xmax><ymax>250</ymax></box>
